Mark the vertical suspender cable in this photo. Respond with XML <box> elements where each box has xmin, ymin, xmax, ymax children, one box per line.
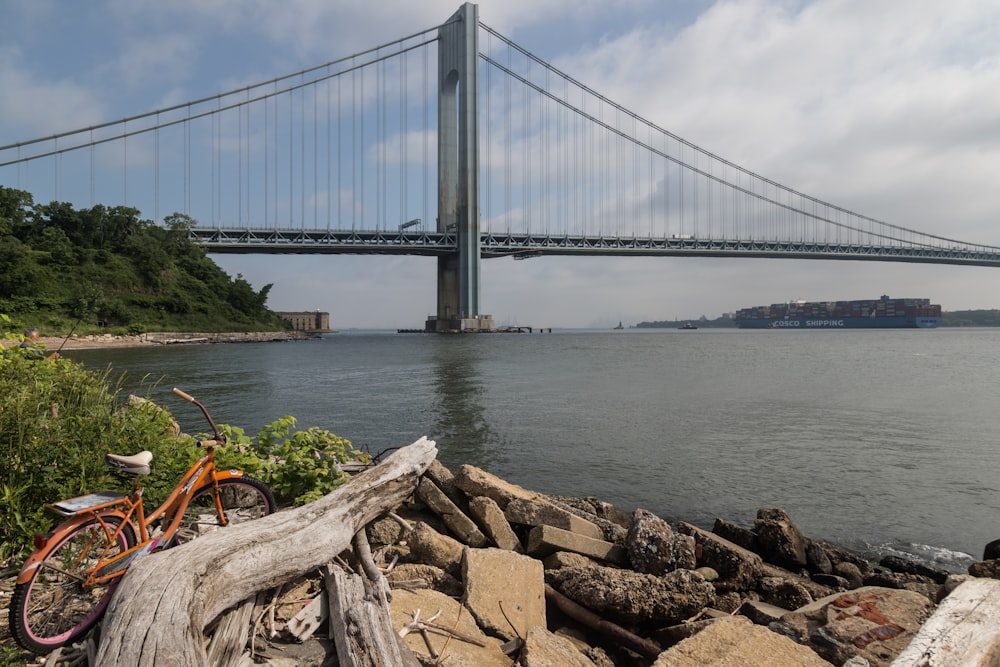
<box><xmin>401</xmin><ymin>50</ymin><xmax>407</xmax><ymax>229</ymax></box>
<box><xmin>422</xmin><ymin>44</ymin><xmax>428</xmax><ymax>230</ymax></box>
<box><xmin>327</xmin><ymin>73</ymin><xmax>332</xmax><ymax>230</ymax></box>
<box><xmin>300</xmin><ymin>80</ymin><xmax>306</xmax><ymax>229</ymax></box>
<box><xmin>264</xmin><ymin>96</ymin><xmax>269</xmax><ymax>226</ymax></box>
<box><xmin>90</xmin><ymin>130</ymin><xmax>95</xmax><ymax>207</ymax></box>
<box><xmin>185</xmin><ymin>106</ymin><xmax>190</xmax><ymax>215</ymax></box>
<box><xmin>314</xmin><ymin>79</ymin><xmax>319</xmax><ymax>230</ymax></box>
<box><xmin>504</xmin><ymin>41</ymin><xmax>511</xmax><ymax>235</ymax></box>
<box><xmin>155</xmin><ymin>116</ymin><xmax>160</xmax><ymax>222</ymax></box>
<box><xmin>123</xmin><ymin>122</ymin><xmax>128</xmax><ymax>207</ymax></box>
<box><xmin>359</xmin><ymin>67</ymin><xmax>364</xmax><ymax>230</ymax></box>
<box><xmin>238</xmin><ymin>104</ymin><xmax>242</xmax><ymax>225</ymax></box>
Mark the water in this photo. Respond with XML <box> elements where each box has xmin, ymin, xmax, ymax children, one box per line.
<box><xmin>65</xmin><ymin>328</ymin><xmax>1000</xmax><ymax>572</ymax></box>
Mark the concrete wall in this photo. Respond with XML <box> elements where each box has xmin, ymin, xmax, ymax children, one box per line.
<box><xmin>276</xmin><ymin>311</ymin><xmax>331</xmax><ymax>332</ymax></box>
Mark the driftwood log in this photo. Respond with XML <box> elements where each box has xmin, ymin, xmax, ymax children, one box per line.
<box><xmin>95</xmin><ymin>437</ymin><xmax>437</xmax><ymax>666</ymax></box>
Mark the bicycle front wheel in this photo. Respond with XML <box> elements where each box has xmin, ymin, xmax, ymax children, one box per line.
<box><xmin>9</xmin><ymin>514</ymin><xmax>135</xmax><ymax>654</ymax></box>
<box><xmin>174</xmin><ymin>476</ymin><xmax>276</xmax><ymax>544</ymax></box>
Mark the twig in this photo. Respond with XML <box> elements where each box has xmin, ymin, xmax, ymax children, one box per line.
<box><xmin>387</xmin><ymin>511</ymin><xmax>413</xmax><ymax>532</ymax></box>
<box><xmin>398</xmin><ymin>608</ymin><xmax>486</xmax><ymax>647</ymax></box>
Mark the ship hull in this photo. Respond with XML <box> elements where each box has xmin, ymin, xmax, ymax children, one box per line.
<box><xmin>736</xmin><ymin>316</ymin><xmax>942</xmax><ymax>329</ymax></box>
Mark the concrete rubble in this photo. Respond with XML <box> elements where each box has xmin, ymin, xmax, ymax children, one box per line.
<box><xmin>279</xmin><ymin>461</ymin><xmax>1000</xmax><ymax>666</ymax></box>
<box><xmin>14</xmin><ymin>457</ymin><xmax>1000</xmax><ymax>666</ymax></box>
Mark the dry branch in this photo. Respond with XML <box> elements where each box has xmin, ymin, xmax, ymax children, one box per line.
<box><xmin>544</xmin><ymin>584</ymin><xmax>663</xmax><ymax>658</ymax></box>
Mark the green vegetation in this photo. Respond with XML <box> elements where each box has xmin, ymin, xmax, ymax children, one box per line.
<box><xmin>0</xmin><ymin>319</ymin><xmax>367</xmax><ymax>565</ymax></box>
<box><xmin>0</xmin><ymin>185</ymin><xmax>287</xmax><ymax>336</ymax></box>
<box><xmin>941</xmin><ymin>310</ymin><xmax>1000</xmax><ymax>327</ymax></box>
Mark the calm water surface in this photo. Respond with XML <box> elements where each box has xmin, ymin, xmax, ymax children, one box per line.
<box><xmin>66</xmin><ymin>328</ymin><xmax>1000</xmax><ymax>571</ymax></box>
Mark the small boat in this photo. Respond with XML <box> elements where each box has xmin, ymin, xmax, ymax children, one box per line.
<box><xmin>678</xmin><ymin>323</ymin><xmax>698</xmax><ymax>330</ymax></box>
<box><xmin>613</xmin><ymin>321</ymin><xmax>624</xmax><ymax>330</ymax></box>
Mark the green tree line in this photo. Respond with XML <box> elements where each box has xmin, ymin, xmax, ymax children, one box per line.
<box><xmin>0</xmin><ymin>186</ymin><xmax>287</xmax><ymax>336</ymax></box>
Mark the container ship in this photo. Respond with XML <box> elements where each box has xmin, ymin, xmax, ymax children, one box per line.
<box><xmin>734</xmin><ymin>295</ymin><xmax>942</xmax><ymax>329</ymax></box>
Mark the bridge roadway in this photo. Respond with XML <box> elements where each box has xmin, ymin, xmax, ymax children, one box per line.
<box><xmin>189</xmin><ymin>227</ymin><xmax>1000</xmax><ymax>267</ymax></box>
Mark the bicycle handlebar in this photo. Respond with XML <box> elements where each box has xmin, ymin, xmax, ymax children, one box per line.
<box><xmin>173</xmin><ymin>388</ymin><xmax>195</xmax><ymax>402</ymax></box>
<box><xmin>172</xmin><ymin>388</ymin><xmax>221</xmax><ymax>441</ymax></box>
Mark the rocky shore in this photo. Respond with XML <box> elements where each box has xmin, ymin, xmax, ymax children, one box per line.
<box><xmin>35</xmin><ymin>330</ymin><xmax>312</xmax><ymax>350</ymax></box>
<box><xmin>6</xmin><ymin>450</ymin><xmax>1000</xmax><ymax>666</ymax></box>
<box><xmin>351</xmin><ymin>462</ymin><xmax>996</xmax><ymax>666</ymax></box>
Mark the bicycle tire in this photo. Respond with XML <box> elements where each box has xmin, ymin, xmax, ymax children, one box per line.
<box><xmin>9</xmin><ymin>513</ymin><xmax>135</xmax><ymax>654</ymax></box>
<box><xmin>173</xmin><ymin>476</ymin><xmax>276</xmax><ymax>544</ymax></box>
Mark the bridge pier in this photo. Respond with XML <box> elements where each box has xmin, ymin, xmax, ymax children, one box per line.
<box><xmin>428</xmin><ymin>2</ymin><xmax>494</xmax><ymax>333</ymax></box>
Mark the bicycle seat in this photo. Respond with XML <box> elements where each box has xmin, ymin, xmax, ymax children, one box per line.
<box><xmin>104</xmin><ymin>451</ymin><xmax>154</xmax><ymax>476</ymax></box>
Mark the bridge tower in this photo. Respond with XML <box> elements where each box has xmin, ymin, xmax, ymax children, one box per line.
<box><xmin>427</xmin><ymin>2</ymin><xmax>494</xmax><ymax>332</ymax></box>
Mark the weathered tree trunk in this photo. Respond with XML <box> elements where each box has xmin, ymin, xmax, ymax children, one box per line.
<box><xmin>205</xmin><ymin>592</ymin><xmax>260</xmax><ymax>667</ymax></box>
<box><xmin>95</xmin><ymin>437</ymin><xmax>437</xmax><ymax>667</ymax></box>
<box><xmin>325</xmin><ymin>564</ymin><xmax>421</xmax><ymax>667</ymax></box>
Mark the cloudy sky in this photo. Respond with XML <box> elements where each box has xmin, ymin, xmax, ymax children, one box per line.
<box><xmin>3</xmin><ymin>0</ymin><xmax>1000</xmax><ymax>328</ymax></box>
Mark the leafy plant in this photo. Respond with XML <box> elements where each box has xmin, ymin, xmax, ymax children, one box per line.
<box><xmin>1</xmin><ymin>317</ymin><xmax>365</xmax><ymax>563</ymax></box>
<box><xmin>203</xmin><ymin>417</ymin><xmax>369</xmax><ymax>506</ymax></box>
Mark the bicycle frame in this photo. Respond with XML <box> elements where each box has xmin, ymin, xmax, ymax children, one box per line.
<box><xmin>15</xmin><ymin>433</ymin><xmax>246</xmax><ymax>589</ymax></box>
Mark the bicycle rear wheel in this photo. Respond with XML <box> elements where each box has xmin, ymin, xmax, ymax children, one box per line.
<box><xmin>9</xmin><ymin>514</ymin><xmax>135</xmax><ymax>654</ymax></box>
<box><xmin>173</xmin><ymin>476</ymin><xmax>276</xmax><ymax>544</ymax></box>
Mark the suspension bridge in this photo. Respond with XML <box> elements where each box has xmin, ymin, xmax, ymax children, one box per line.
<box><xmin>3</xmin><ymin>3</ymin><xmax>999</xmax><ymax>332</ymax></box>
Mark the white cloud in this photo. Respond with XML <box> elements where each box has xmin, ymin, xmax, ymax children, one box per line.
<box><xmin>4</xmin><ymin>0</ymin><xmax>1000</xmax><ymax>326</ymax></box>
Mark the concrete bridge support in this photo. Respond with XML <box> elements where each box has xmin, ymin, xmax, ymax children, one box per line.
<box><xmin>428</xmin><ymin>2</ymin><xmax>494</xmax><ymax>333</ymax></box>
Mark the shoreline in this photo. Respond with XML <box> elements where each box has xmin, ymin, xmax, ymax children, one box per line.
<box><xmin>34</xmin><ymin>330</ymin><xmax>313</xmax><ymax>351</ymax></box>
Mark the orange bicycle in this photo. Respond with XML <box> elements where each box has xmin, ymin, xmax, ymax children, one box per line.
<box><xmin>8</xmin><ymin>388</ymin><xmax>277</xmax><ymax>654</ymax></box>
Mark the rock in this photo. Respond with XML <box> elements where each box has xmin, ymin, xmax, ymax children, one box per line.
<box><xmin>407</xmin><ymin>521</ymin><xmax>464</xmax><ymax>575</ymax></box>
<box><xmin>879</xmin><ymin>554</ymin><xmax>949</xmax><ymax>584</ymax></box>
<box><xmin>385</xmin><ymin>563</ymin><xmax>462</xmax><ymax>597</ymax></box>
<box><xmin>366</xmin><ymin>514</ymin><xmax>406</xmax><ymax>548</ymax></box>
<box><xmin>812</xmin><ymin>540</ymin><xmax>874</xmax><ymax>577</ymax></box>
<box><xmin>527</xmin><ymin>524</ymin><xmax>629</xmax><ymax>565</ymax></box>
<box><xmin>467</xmin><ymin>495</ymin><xmax>523</xmax><ymax>551</ymax></box>
<box><xmin>423</xmin><ymin>459</ymin><xmax>469</xmax><ymax>510</ymax></box>
<box><xmin>778</xmin><ymin>586</ymin><xmax>933</xmax><ymax>666</ymax></box>
<box><xmin>626</xmin><ymin>508</ymin><xmax>697</xmax><ymax>575</ymax></box>
<box><xmin>545</xmin><ymin>495</ymin><xmax>630</xmax><ymax>543</ymax></box>
<box><xmin>548</xmin><ymin>564</ymin><xmax>716</xmax><ymax>626</ymax></box>
<box><xmin>416</xmin><ymin>478</ymin><xmax>489</xmax><ymax>547</ymax></box>
<box><xmin>505</xmin><ymin>497</ymin><xmax>604</xmax><ymax>541</ymax></box>
<box><xmin>862</xmin><ymin>570</ymin><xmax>938</xmax><ymax>602</ymax></box>
<box><xmin>835</xmin><ymin>561</ymin><xmax>864</xmax><ymax>588</ymax></box>
<box><xmin>520</xmin><ymin>626</ymin><xmax>598</xmax><ymax>667</ymax></box>
<box><xmin>760</xmin><ymin>562</ymin><xmax>833</xmax><ymax>603</ymax></box>
<box><xmin>389</xmin><ymin>588</ymin><xmax>510</xmax><ymax>666</ymax></box>
<box><xmin>937</xmin><ymin>573</ymin><xmax>975</xmax><ymax>602</ymax></box>
<box><xmin>712</xmin><ymin>517</ymin><xmax>756</xmax><ymax>550</ymax></box>
<box><xmin>807</xmin><ymin>541</ymin><xmax>833</xmax><ymax>575</ymax></box>
<box><xmin>753</xmin><ymin>508</ymin><xmax>808</xmax><ymax>570</ymax></box>
<box><xmin>463</xmin><ymin>548</ymin><xmax>546</xmax><ymax>641</ymax></box>
<box><xmin>652</xmin><ymin>615</ymin><xmax>835</xmax><ymax>666</ymax></box>
<box><xmin>454</xmin><ymin>464</ymin><xmax>542</xmax><ymax>509</ymax></box>
<box><xmin>651</xmin><ymin>608</ymin><xmax>733</xmax><ymax>645</ymax></box>
<box><xmin>983</xmin><ymin>537</ymin><xmax>1000</xmax><ymax>561</ymax></box>
<box><xmin>678</xmin><ymin>521</ymin><xmax>765</xmax><ymax>591</ymax></box>
<box><xmin>758</xmin><ymin>576</ymin><xmax>813</xmax><ymax>610</ymax></box>
<box><xmin>547</xmin><ymin>495</ymin><xmax>631</xmax><ymax>528</ymax></box>
<box><xmin>968</xmin><ymin>559</ymin><xmax>1000</xmax><ymax>579</ymax></box>
<box><xmin>812</xmin><ymin>573</ymin><xmax>851</xmax><ymax>590</ymax></box>
<box><xmin>542</xmin><ymin>551</ymin><xmax>595</xmax><ymax>570</ymax></box>
<box><xmin>738</xmin><ymin>598</ymin><xmax>790</xmax><ymax>626</ymax></box>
